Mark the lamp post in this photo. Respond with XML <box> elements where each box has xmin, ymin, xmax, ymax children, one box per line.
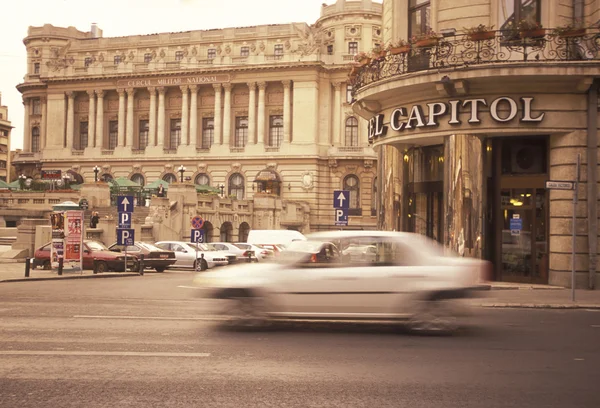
<box><xmin>62</xmin><ymin>174</ymin><xmax>71</xmax><ymax>190</ymax></box>
<box><xmin>219</xmin><ymin>183</ymin><xmax>225</xmax><ymax>198</ymax></box>
<box><xmin>18</xmin><ymin>174</ymin><xmax>27</xmax><ymax>190</ymax></box>
<box><xmin>93</xmin><ymin>165</ymin><xmax>100</xmax><ymax>182</ymax></box>
<box><xmin>178</xmin><ymin>165</ymin><xmax>186</xmax><ymax>183</ymax></box>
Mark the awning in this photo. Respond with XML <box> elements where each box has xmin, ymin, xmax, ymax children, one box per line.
<box><xmin>253</xmin><ymin>170</ymin><xmax>280</xmax><ymax>182</ymax></box>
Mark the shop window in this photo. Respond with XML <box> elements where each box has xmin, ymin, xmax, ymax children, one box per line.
<box><xmin>409</xmin><ymin>0</ymin><xmax>431</xmax><ymax>39</ymax></box>
<box><xmin>144</xmin><ymin>53</ymin><xmax>153</xmax><ymax>63</ymax></box>
<box><xmin>207</xmin><ymin>48</ymin><xmax>216</xmax><ymax>60</ymax></box>
<box><xmin>348</xmin><ymin>42</ymin><xmax>358</xmax><ymax>55</ymax></box>
<box><xmin>229</xmin><ymin>173</ymin><xmax>245</xmax><ymax>199</ymax></box>
<box><xmin>268</xmin><ymin>115</ymin><xmax>283</xmax><ymax>147</ymax></box>
<box><xmin>274</xmin><ymin>44</ymin><xmax>284</xmax><ymax>59</ymax></box>
<box><xmin>344</xmin><ymin>174</ymin><xmax>361</xmax><ymax>215</ymax></box>
<box><xmin>202</xmin><ymin>117</ymin><xmax>214</xmax><ymax>148</ymax></box>
<box><xmin>255</xmin><ymin>170</ymin><xmax>281</xmax><ymax>196</ymax></box>
<box><xmin>138</xmin><ymin>120</ymin><xmax>149</xmax><ymax>149</ymax></box>
<box><xmin>501</xmin><ymin>137</ymin><xmax>547</xmax><ymax>175</ymax></box>
<box><xmin>195</xmin><ymin>173</ymin><xmax>210</xmax><ymax>186</ymax></box>
<box><xmin>234</xmin><ymin>116</ymin><xmax>248</xmax><ymax>148</ymax></box>
<box><xmin>108</xmin><ymin>120</ymin><xmax>118</xmax><ymax>150</ymax></box>
<box><xmin>498</xmin><ymin>0</ymin><xmax>541</xmax><ymax>33</ymax></box>
<box><xmin>31</xmin><ymin>127</ymin><xmax>40</xmax><ymax>153</ymax></box>
<box><xmin>79</xmin><ymin>121</ymin><xmax>88</xmax><ymax>149</ymax></box>
<box><xmin>170</xmin><ymin>118</ymin><xmax>181</xmax><ymax>149</ymax></box>
<box><xmin>420</xmin><ymin>146</ymin><xmax>444</xmax><ymax>182</ymax></box>
<box><xmin>175</xmin><ymin>51</ymin><xmax>184</xmax><ymax>61</ymax></box>
<box><xmin>131</xmin><ymin>173</ymin><xmax>145</xmax><ymax>187</ymax></box>
<box><xmin>240</xmin><ymin>46</ymin><xmax>250</xmax><ymax>57</ymax></box>
<box><xmin>162</xmin><ymin>173</ymin><xmax>177</xmax><ymax>183</ymax></box>
<box><xmin>345</xmin><ymin>117</ymin><xmax>359</xmax><ymax>146</ymax></box>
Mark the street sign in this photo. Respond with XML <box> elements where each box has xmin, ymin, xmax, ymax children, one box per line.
<box><xmin>191</xmin><ymin>215</ymin><xmax>205</xmax><ymax>229</ymax></box>
<box><xmin>118</xmin><ymin>212</ymin><xmax>132</xmax><ymax>229</ymax></box>
<box><xmin>333</xmin><ymin>190</ymin><xmax>350</xmax><ymax>209</ymax></box>
<box><xmin>191</xmin><ymin>229</ymin><xmax>205</xmax><ymax>243</ymax></box>
<box><xmin>79</xmin><ymin>198</ymin><xmax>89</xmax><ymax>210</ymax></box>
<box><xmin>117</xmin><ymin>196</ymin><xmax>135</xmax><ymax>213</ymax></box>
<box><xmin>545</xmin><ymin>181</ymin><xmax>574</xmax><ymax>190</ymax></box>
<box><xmin>334</xmin><ymin>208</ymin><xmax>348</xmax><ymax>226</ymax></box>
<box><xmin>117</xmin><ymin>228</ymin><xmax>135</xmax><ymax>245</ymax></box>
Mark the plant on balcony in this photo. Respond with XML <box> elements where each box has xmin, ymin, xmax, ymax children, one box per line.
<box><xmin>387</xmin><ymin>39</ymin><xmax>411</xmax><ymax>55</ymax></box>
<box><xmin>370</xmin><ymin>44</ymin><xmax>387</xmax><ymax>60</ymax></box>
<box><xmin>410</xmin><ymin>29</ymin><xmax>441</xmax><ymax>48</ymax></box>
<box><xmin>517</xmin><ymin>20</ymin><xmax>545</xmax><ymax>38</ymax></box>
<box><xmin>463</xmin><ymin>24</ymin><xmax>496</xmax><ymax>41</ymax></box>
<box><xmin>551</xmin><ymin>20</ymin><xmax>586</xmax><ymax>38</ymax></box>
<box><xmin>354</xmin><ymin>51</ymin><xmax>371</xmax><ymax>66</ymax></box>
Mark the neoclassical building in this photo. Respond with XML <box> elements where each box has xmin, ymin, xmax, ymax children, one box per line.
<box><xmin>0</xmin><ymin>92</ymin><xmax>11</xmax><ymax>182</ymax></box>
<box><xmin>352</xmin><ymin>0</ymin><xmax>600</xmax><ymax>288</ymax></box>
<box><xmin>14</xmin><ymin>0</ymin><xmax>384</xmax><ymax>235</ymax></box>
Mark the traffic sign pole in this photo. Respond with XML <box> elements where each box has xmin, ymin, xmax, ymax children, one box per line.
<box><xmin>572</xmin><ymin>154</ymin><xmax>580</xmax><ymax>301</ymax></box>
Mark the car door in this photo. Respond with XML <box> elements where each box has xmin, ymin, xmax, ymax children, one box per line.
<box><xmin>170</xmin><ymin>243</ymin><xmax>194</xmax><ymax>267</ymax></box>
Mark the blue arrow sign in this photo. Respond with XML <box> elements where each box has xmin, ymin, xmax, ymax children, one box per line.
<box><xmin>117</xmin><ymin>196</ymin><xmax>134</xmax><ymax>213</ymax></box>
<box><xmin>333</xmin><ymin>190</ymin><xmax>350</xmax><ymax>209</ymax></box>
<box><xmin>191</xmin><ymin>229</ymin><xmax>205</xmax><ymax>243</ymax></box>
<box><xmin>118</xmin><ymin>212</ymin><xmax>132</xmax><ymax>229</ymax></box>
<box><xmin>117</xmin><ymin>228</ymin><xmax>135</xmax><ymax>246</ymax></box>
<box><xmin>334</xmin><ymin>208</ymin><xmax>348</xmax><ymax>226</ymax></box>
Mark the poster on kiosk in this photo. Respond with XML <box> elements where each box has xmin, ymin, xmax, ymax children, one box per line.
<box><xmin>50</xmin><ymin>212</ymin><xmax>65</xmax><ymax>270</ymax></box>
<box><xmin>65</xmin><ymin>210</ymin><xmax>84</xmax><ymax>271</ymax></box>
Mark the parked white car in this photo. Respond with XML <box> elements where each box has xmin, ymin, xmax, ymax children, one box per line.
<box><xmin>235</xmin><ymin>243</ymin><xmax>275</xmax><ymax>261</ymax></box>
<box><xmin>194</xmin><ymin>231</ymin><xmax>490</xmax><ymax>333</ymax></box>
<box><xmin>211</xmin><ymin>242</ymin><xmax>258</xmax><ymax>263</ymax></box>
<box><xmin>155</xmin><ymin>241</ymin><xmax>228</xmax><ymax>270</ymax></box>
<box><xmin>202</xmin><ymin>243</ymin><xmax>239</xmax><ymax>264</ymax></box>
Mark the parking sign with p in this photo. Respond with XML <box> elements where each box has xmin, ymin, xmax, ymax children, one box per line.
<box><xmin>191</xmin><ymin>229</ymin><xmax>205</xmax><ymax>243</ymax></box>
<box><xmin>117</xmin><ymin>228</ymin><xmax>135</xmax><ymax>246</ymax></box>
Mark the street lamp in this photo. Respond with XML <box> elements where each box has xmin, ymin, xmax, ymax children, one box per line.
<box><xmin>93</xmin><ymin>165</ymin><xmax>100</xmax><ymax>182</ymax></box>
<box><xmin>18</xmin><ymin>174</ymin><xmax>27</xmax><ymax>190</ymax></box>
<box><xmin>177</xmin><ymin>165</ymin><xmax>186</xmax><ymax>183</ymax></box>
<box><xmin>62</xmin><ymin>174</ymin><xmax>71</xmax><ymax>189</ymax></box>
<box><xmin>219</xmin><ymin>183</ymin><xmax>225</xmax><ymax>198</ymax></box>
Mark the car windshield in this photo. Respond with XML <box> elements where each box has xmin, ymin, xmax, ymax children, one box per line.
<box><xmin>188</xmin><ymin>243</ymin><xmax>213</xmax><ymax>251</ymax></box>
<box><xmin>234</xmin><ymin>243</ymin><xmax>250</xmax><ymax>249</ymax></box>
<box><xmin>137</xmin><ymin>242</ymin><xmax>164</xmax><ymax>252</ymax></box>
<box><xmin>86</xmin><ymin>241</ymin><xmax>108</xmax><ymax>251</ymax></box>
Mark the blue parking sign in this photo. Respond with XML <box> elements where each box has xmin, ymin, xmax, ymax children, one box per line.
<box><xmin>117</xmin><ymin>196</ymin><xmax>134</xmax><ymax>213</ymax></box>
<box><xmin>117</xmin><ymin>228</ymin><xmax>135</xmax><ymax>245</ymax></box>
<box><xmin>191</xmin><ymin>229</ymin><xmax>205</xmax><ymax>243</ymax></box>
<box><xmin>333</xmin><ymin>190</ymin><xmax>350</xmax><ymax>209</ymax></box>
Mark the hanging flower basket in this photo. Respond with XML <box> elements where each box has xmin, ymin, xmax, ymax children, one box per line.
<box><xmin>414</xmin><ymin>38</ymin><xmax>439</xmax><ymax>48</ymax></box>
<box><xmin>373</xmin><ymin>50</ymin><xmax>387</xmax><ymax>60</ymax></box>
<box><xmin>519</xmin><ymin>28</ymin><xmax>546</xmax><ymax>39</ymax></box>
<box><xmin>357</xmin><ymin>57</ymin><xmax>371</xmax><ymax>66</ymax></box>
<box><xmin>468</xmin><ymin>31</ymin><xmax>496</xmax><ymax>41</ymax></box>
<box><xmin>389</xmin><ymin>45</ymin><xmax>411</xmax><ymax>55</ymax></box>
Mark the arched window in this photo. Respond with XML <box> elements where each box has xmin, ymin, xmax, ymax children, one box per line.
<box><xmin>228</xmin><ymin>173</ymin><xmax>244</xmax><ymax>200</ymax></box>
<box><xmin>195</xmin><ymin>173</ymin><xmax>210</xmax><ymax>186</ymax></box>
<box><xmin>344</xmin><ymin>174</ymin><xmax>360</xmax><ymax>214</ymax></box>
<box><xmin>162</xmin><ymin>173</ymin><xmax>177</xmax><ymax>183</ymax></box>
<box><xmin>345</xmin><ymin>117</ymin><xmax>358</xmax><ymax>147</ymax></box>
<box><xmin>31</xmin><ymin>127</ymin><xmax>40</xmax><ymax>153</ymax></box>
<box><xmin>371</xmin><ymin>177</ymin><xmax>377</xmax><ymax>216</ymax></box>
<box><xmin>131</xmin><ymin>173</ymin><xmax>145</xmax><ymax>187</ymax></box>
<box><xmin>101</xmin><ymin>173</ymin><xmax>113</xmax><ymax>182</ymax></box>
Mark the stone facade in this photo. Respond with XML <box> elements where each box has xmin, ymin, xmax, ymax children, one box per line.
<box><xmin>0</xmin><ymin>92</ymin><xmax>11</xmax><ymax>182</ymax></box>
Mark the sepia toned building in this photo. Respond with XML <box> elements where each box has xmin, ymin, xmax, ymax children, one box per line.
<box><xmin>0</xmin><ymin>92</ymin><xmax>11</xmax><ymax>182</ymax></box>
<box><xmin>352</xmin><ymin>0</ymin><xmax>600</xmax><ymax>288</ymax></box>
<box><xmin>13</xmin><ymin>0</ymin><xmax>385</xmax><ymax>237</ymax></box>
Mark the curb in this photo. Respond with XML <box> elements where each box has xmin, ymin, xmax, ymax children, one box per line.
<box><xmin>0</xmin><ymin>273</ymin><xmax>141</xmax><ymax>283</ymax></box>
<box><xmin>478</xmin><ymin>303</ymin><xmax>600</xmax><ymax>310</ymax></box>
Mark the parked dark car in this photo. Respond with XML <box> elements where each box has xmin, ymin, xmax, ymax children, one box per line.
<box><xmin>108</xmin><ymin>242</ymin><xmax>176</xmax><ymax>272</ymax></box>
<box><xmin>32</xmin><ymin>240</ymin><xmax>138</xmax><ymax>272</ymax></box>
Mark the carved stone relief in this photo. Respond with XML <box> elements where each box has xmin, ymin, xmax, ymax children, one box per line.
<box><xmin>138</xmin><ymin>98</ymin><xmax>150</xmax><ymax>109</ymax></box>
<box><xmin>267</xmin><ymin>92</ymin><xmax>283</xmax><ymax>104</ymax></box>
<box><xmin>234</xmin><ymin>93</ymin><xmax>249</xmax><ymax>106</ymax></box>
<box><xmin>294</xmin><ymin>24</ymin><xmax>321</xmax><ymax>56</ymax></box>
<box><xmin>108</xmin><ymin>100</ymin><xmax>119</xmax><ymax>111</ymax></box>
<box><xmin>345</xmin><ymin>25</ymin><xmax>361</xmax><ymax>39</ymax></box>
<box><xmin>169</xmin><ymin>97</ymin><xmax>182</xmax><ymax>108</ymax></box>
<box><xmin>201</xmin><ymin>96</ymin><xmax>215</xmax><ymax>106</ymax></box>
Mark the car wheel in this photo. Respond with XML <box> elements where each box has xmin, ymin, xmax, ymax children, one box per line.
<box><xmin>42</xmin><ymin>260</ymin><xmax>51</xmax><ymax>270</ymax></box>
<box><xmin>96</xmin><ymin>261</ymin><xmax>108</xmax><ymax>273</ymax></box>
<box><xmin>407</xmin><ymin>300</ymin><xmax>459</xmax><ymax>335</ymax></box>
<box><xmin>194</xmin><ymin>259</ymin><xmax>207</xmax><ymax>271</ymax></box>
<box><xmin>221</xmin><ymin>296</ymin><xmax>269</xmax><ymax>330</ymax></box>
<box><xmin>155</xmin><ymin>267</ymin><xmax>166</xmax><ymax>273</ymax></box>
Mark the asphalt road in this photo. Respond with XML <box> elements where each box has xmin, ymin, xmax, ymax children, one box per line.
<box><xmin>1</xmin><ymin>271</ymin><xmax>599</xmax><ymax>408</ymax></box>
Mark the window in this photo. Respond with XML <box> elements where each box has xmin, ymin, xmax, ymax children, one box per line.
<box><xmin>202</xmin><ymin>117</ymin><xmax>214</xmax><ymax>148</ymax></box>
<box><xmin>175</xmin><ymin>51</ymin><xmax>184</xmax><ymax>61</ymax></box>
<box><xmin>162</xmin><ymin>173</ymin><xmax>177</xmax><ymax>183</ymax></box>
<box><xmin>31</xmin><ymin>127</ymin><xmax>40</xmax><ymax>153</ymax></box>
<box><xmin>274</xmin><ymin>44</ymin><xmax>284</xmax><ymax>59</ymax></box>
<box><xmin>32</xmin><ymin>98</ymin><xmax>41</xmax><ymax>115</ymax></box>
<box><xmin>345</xmin><ymin>117</ymin><xmax>359</xmax><ymax>146</ymax></box>
<box><xmin>195</xmin><ymin>173</ymin><xmax>210</xmax><ymax>186</ymax></box>
<box><xmin>131</xmin><ymin>173</ymin><xmax>145</xmax><ymax>187</ymax></box>
<box><xmin>84</xmin><ymin>57</ymin><xmax>92</xmax><ymax>67</ymax></box>
<box><xmin>79</xmin><ymin>121</ymin><xmax>89</xmax><ymax>149</ymax></box>
<box><xmin>409</xmin><ymin>0</ymin><xmax>431</xmax><ymax>39</ymax></box>
<box><xmin>348</xmin><ymin>42</ymin><xmax>358</xmax><ymax>55</ymax></box>
<box><xmin>108</xmin><ymin>120</ymin><xmax>118</xmax><ymax>150</ymax></box>
<box><xmin>228</xmin><ymin>173</ymin><xmax>245</xmax><ymax>200</ymax></box>
<box><xmin>144</xmin><ymin>53</ymin><xmax>153</xmax><ymax>63</ymax></box>
<box><xmin>139</xmin><ymin>120</ymin><xmax>149</xmax><ymax>149</ymax></box>
<box><xmin>498</xmin><ymin>0</ymin><xmax>541</xmax><ymax>32</ymax></box>
<box><xmin>207</xmin><ymin>48</ymin><xmax>216</xmax><ymax>60</ymax></box>
<box><xmin>327</xmin><ymin>44</ymin><xmax>334</xmax><ymax>55</ymax></box>
<box><xmin>33</xmin><ymin>63</ymin><xmax>40</xmax><ymax>74</ymax></box>
<box><xmin>234</xmin><ymin>116</ymin><xmax>249</xmax><ymax>148</ymax></box>
<box><xmin>371</xmin><ymin>177</ymin><xmax>377</xmax><ymax>216</ymax></box>
<box><xmin>346</xmin><ymin>84</ymin><xmax>353</xmax><ymax>104</ymax></box>
<box><xmin>0</xmin><ymin>161</ymin><xmax>6</xmax><ymax>169</ymax></box>
<box><xmin>268</xmin><ymin>115</ymin><xmax>283</xmax><ymax>147</ymax></box>
<box><xmin>114</xmin><ymin>55</ymin><xmax>122</xmax><ymax>65</ymax></box>
<box><xmin>170</xmin><ymin>118</ymin><xmax>181</xmax><ymax>149</ymax></box>
<box><xmin>240</xmin><ymin>46</ymin><xmax>250</xmax><ymax>57</ymax></box>
<box><xmin>344</xmin><ymin>175</ymin><xmax>361</xmax><ymax>214</ymax></box>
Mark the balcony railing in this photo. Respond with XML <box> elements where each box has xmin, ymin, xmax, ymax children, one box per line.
<box><xmin>351</xmin><ymin>28</ymin><xmax>600</xmax><ymax>96</ymax></box>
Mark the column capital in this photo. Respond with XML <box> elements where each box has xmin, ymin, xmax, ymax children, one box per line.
<box><xmin>95</xmin><ymin>89</ymin><xmax>104</xmax><ymax>97</ymax></box>
<box><xmin>179</xmin><ymin>85</ymin><xmax>189</xmax><ymax>92</ymax></box>
<box><xmin>247</xmin><ymin>82</ymin><xmax>256</xmax><ymax>90</ymax></box>
<box><xmin>157</xmin><ymin>86</ymin><xmax>166</xmax><ymax>95</ymax></box>
<box><xmin>147</xmin><ymin>86</ymin><xmax>156</xmax><ymax>93</ymax></box>
<box><xmin>40</xmin><ymin>96</ymin><xmax>47</xmax><ymax>104</ymax></box>
<box><xmin>117</xmin><ymin>88</ymin><xmax>126</xmax><ymax>96</ymax></box>
<box><xmin>257</xmin><ymin>81</ymin><xmax>267</xmax><ymax>91</ymax></box>
<box><xmin>332</xmin><ymin>81</ymin><xmax>342</xmax><ymax>89</ymax></box>
<box><xmin>282</xmin><ymin>80</ymin><xmax>292</xmax><ymax>89</ymax></box>
<box><xmin>222</xmin><ymin>83</ymin><xmax>232</xmax><ymax>91</ymax></box>
<box><xmin>87</xmin><ymin>90</ymin><xmax>95</xmax><ymax>97</ymax></box>
<box><xmin>126</xmin><ymin>87</ymin><xmax>136</xmax><ymax>96</ymax></box>
<box><xmin>66</xmin><ymin>91</ymin><xmax>75</xmax><ymax>99</ymax></box>
<box><xmin>22</xmin><ymin>96</ymin><xmax>29</xmax><ymax>105</ymax></box>
<box><xmin>189</xmin><ymin>84</ymin><xmax>198</xmax><ymax>92</ymax></box>
<box><xmin>212</xmin><ymin>83</ymin><xmax>222</xmax><ymax>91</ymax></box>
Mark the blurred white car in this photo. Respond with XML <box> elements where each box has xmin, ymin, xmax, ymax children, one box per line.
<box><xmin>212</xmin><ymin>242</ymin><xmax>259</xmax><ymax>263</ymax></box>
<box><xmin>234</xmin><ymin>243</ymin><xmax>274</xmax><ymax>261</ymax></box>
<box><xmin>194</xmin><ymin>231</ymin><xmax>490</xmax><ymax>333</ymax></box>
<box><xmin>200</xmin><ymin>243</ymin><xmax>239</xmax><ymax>264</ymax></box>
<box><xmin>155</xmin><ymin>241</ymin><xmax>228</xmax><ymax>270</ymax></box>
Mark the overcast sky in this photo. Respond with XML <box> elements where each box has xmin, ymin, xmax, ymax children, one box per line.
<box><xmin>0</xmin><ymin>0</ymin><xmax>341</xmax><ymax>150</ymax></box>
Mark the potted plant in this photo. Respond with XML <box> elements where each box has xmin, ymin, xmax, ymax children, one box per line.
<box><xmin>354</xmin><ymin>51</ymin><xmax>371</xmax><ymax>66</ymax></box>
<box><xmin>551</xmin><ymin>20</ymin><xmax>585</xmax><ymax>38</ymax></box>
<box><xmin>517</xmin><ymin>20</ymin><xmax>545</xmax><ymax>39</ymax></box>
<box><xmin>464</xmin><ymin>24</ymin><xmax>496</xmax><ymax>41</ymax></box>
<box><xmin>387</xmin><ymin>39</ymin><xmax>411</xmax><ymax>55</ymax></box>
<box><xmin>370</xmin><ymin>44</ymin><xmax>387</xmax><ymax>60</ymax></box>
<box><xmin>411</xmin><ymin>29</ymin><xmax>441</xmax><ymax>48</ymax></box>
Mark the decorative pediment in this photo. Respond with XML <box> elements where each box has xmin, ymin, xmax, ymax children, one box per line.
<box><xmin>266</xmin><ymin>162</ymin><xmax>277</xmax><ymax>170</ymax></box>
<box><xmin>231</xmin><ymin>162</ymin><xmax>242</xmax><ymax>172</ymax></box>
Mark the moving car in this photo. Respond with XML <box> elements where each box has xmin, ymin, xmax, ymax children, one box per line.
<box><xmin>246</xmin><ymin>229</ymin><xmax>306</xmax><ymax>248</ymax></box>
<box><xmin>32</xmin><ymin>240</ymin><xmax>138</xmax><ymax>272</ymax></box>
<box><xmin>108</xmin><ymin>241</ymin><xmax>176</xmax><ymax>272</ymax></box>
<box><xmin>155</xmin><ymin>241</ymin><xmax>228</xmax><ymax>270</ymax></box>
<box><xmin>194</xmin><ymin>231</ymin><xmax>490</xmax><ymax>333</ymax></box>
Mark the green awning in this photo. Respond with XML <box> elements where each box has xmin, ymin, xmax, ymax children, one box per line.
<box><xmin>110</xmin><ymin>177</ymin><xmax>142</xmax><ymax>188</ymax></box>
<box><xmin>195</xmin><ymin>184</ymin><xmax>220</xmax><ymax>194</ymax></box>
<box><xmin>7</xmin><ymin>180</ymin><xmax>22</xmax><ymax>190</ymax></box>
<box><xmin>144</xmin><ymin>179</ymin><xmax>170</xmax><ymax>191</ymax></box>
<box><xmin>0</xmin><ymin>180</ymin><xmax>10</xmax><ymax>189</ymax></box>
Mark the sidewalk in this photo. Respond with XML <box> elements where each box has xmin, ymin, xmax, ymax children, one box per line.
<box><xmin>0</xmin><ymin>260</ymin><xmax>140</xmax><ymax>282</ymax></box>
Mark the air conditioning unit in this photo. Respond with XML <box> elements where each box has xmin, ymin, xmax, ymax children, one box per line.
<box><xmin>511</xmin><ymin>143</ymin><xmax>544</xmax><ymax>174</ymax></box>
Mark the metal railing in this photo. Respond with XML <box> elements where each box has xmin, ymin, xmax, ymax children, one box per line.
<box><xmin>351</xmin><ymin>28</ymin><xmax>600</xmax><ymax>96</ymax></box>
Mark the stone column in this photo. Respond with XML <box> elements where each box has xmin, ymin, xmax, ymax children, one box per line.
<box><xmin>333</xmin><ymin>82</ymin><xmax>342</xmax><ymax>146</ymax></box>
<box><xmin>87</xmin><ymin>90</ymin><xmax>96</xmax><ymax>148</ymax></box>
<box><xmin>126</xmin><ymin>88</ymin><xmax>135</xmax><ymax>147</ymax></box>
<box><xmin>247</xmin><ymin>82</ymin><xmax>256</xmax><ymax>144</ymax></box>
<box><xmin>157</xmin><ymin>87</ymin><xmax>166</xmax><ymax>148</ymax></box>
<box><xmin>66</xmin><ymin>91</ymin><xmax>75</xmax><ymax>149</ymax></box>
<box><xmin>180</xmin><ymin>85</ymin><xmax>189</xmax><ymax>146</ymax></box>
<box><xmin>189</xmin><ymin>85</ymin><xmax>198</xmax><ymax>147</ymax></box>
<box><xmin>257</xmin><ymin>81</ymin><xmax>266</xmax><ymax>144</ymax></box>
<box><xmin>23</xmin><ymin>98</ymin><xmax>31</xmax><ymax>152</ymax></box>
<box><xmin>213</xmin><ymin>84</ymin><xmax>222</xmax><ymax>145</ymax></box>
<box><xmin>222</xmin><ymin>83</ymin><xmax>232</xmax><ymax>147</ymax></box>
<box><xmin>147</xmin><ymin>87</ymin><xmax>156</xmax><ymax>146</ymax></box>
<box><xmin>40</xmin><ymin>97</ymin><xmax>47</xmax><ymax>149</ymax></box>
<box><xmin>95</xmin><ymin>90</ymin><xmax>104</xmax><ymax>148</ymax></box>
<box><xmin>117</xmin><ymin>88</ymin><xmax>126</xmax><ymax>147</ymax></box>
<box><xmin>283</xmin><ymin>80</ymin><xmax>292</xmax><ymax>144</ymax></box>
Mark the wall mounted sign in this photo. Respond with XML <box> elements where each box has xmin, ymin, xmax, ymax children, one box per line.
<box><xmin>41</xmin><ymin>170</ymin><xmax>62</xmax><ymax>180</ymax></box>
<box><xmin>368</xmin><ymin>96</ymin><xmax>545</xmax><ymax>143</ymax></box>
<box><xmin>116</xmin><ymin>74</ymin><xmax>231</xmax><ymax>88</ymax></box>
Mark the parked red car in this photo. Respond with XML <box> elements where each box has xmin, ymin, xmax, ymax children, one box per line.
<box><xmin>32</xmin><ymin>240</ymin><xmax>138</xmax><ymax>272</ymax></box>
